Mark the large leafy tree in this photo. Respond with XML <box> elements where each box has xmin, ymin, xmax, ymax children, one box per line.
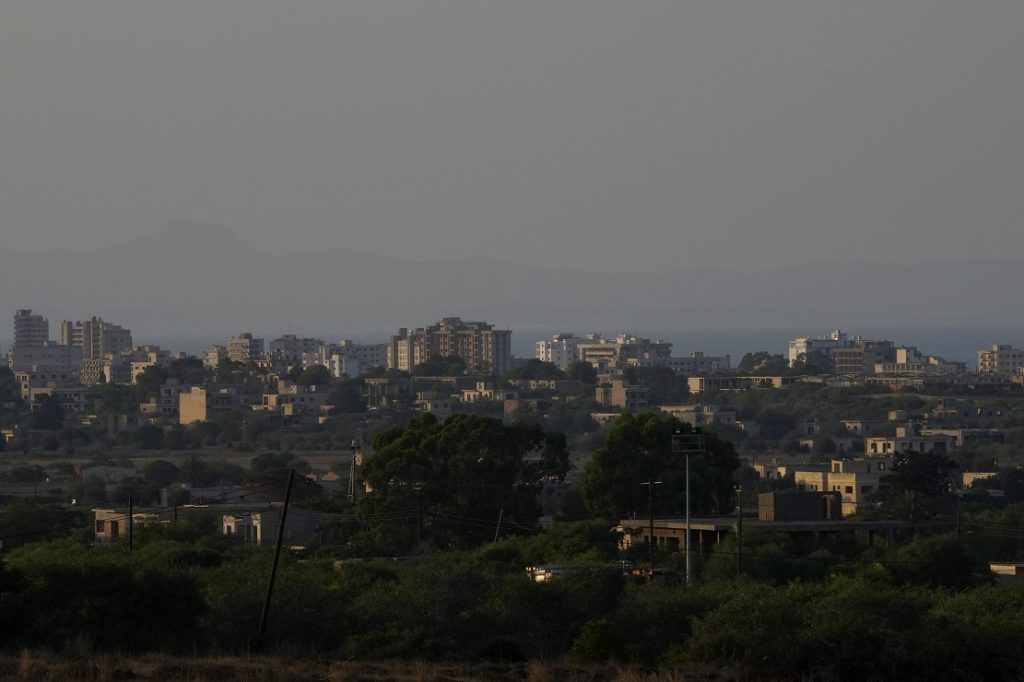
<box><xmin>356</xmin><ymin>413</ymin><xmax>569</xmax><ymax>552</ymax></box>
<box><xmin>581</xmin><ymin>412</ymin><xmax>740</xmax><ymax>519</ymax></box>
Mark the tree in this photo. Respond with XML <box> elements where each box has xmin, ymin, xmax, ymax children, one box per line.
<box><xmin>134</xmin><ymin>365</ymin><xmax>170</xmax><ymax>401</ymax></box>
<box><xmin>792</xmin><ymin>350</ymin><xmax>833</xmax><ymax>375</ymax></box>
<box><xmin>133</xmin><ymin>424</ymin><xmax>164</xmax><ymax>450</ymax></box>
<box><xmin>756</xmin><ymin>410</ymin><xmax>797</xmax><ymax>441</ymax></box>
<box><xmin>413</xmin><ymin>355</ymin><xmax>468</xmax><ymax>377</ymax></box>
<box><xmin>329</xmin><ymin>379</ymin><xmax>367</xmax><ymax>414</ymax></box>
<box><xmin>567</xmin><ymin>361</ymin><xmax>598</xmax><ymax>385</ymax></box>
<box><xmin>29</xmin><ymin>394</ymin><xmax>66</xmax><ymax>431</ymax></box>
<box><xmin>297</xmin><ymin>364</ymin><xmax>331</xmax><ymax>386</ymax></box>
<box><xmin>143</xmin><ymin>460</ymin><xmax>183</xmax><ymax>487</ymax></box>
<box><xmin>737</xmin><ymin>351</ymin><xmax>789</xmax><ymax>375</ymax></box>
<box><xmin>581</xmin><ymin>412</ymin><xmax>740</xmax><ymax>519</ymax></box>
<box><xmin>356</xmin><ymin>413</ymin><xmax>569</xmax><ymax>552</ymax></box>
<box><xmin>506</xmin><ymin>360</ymin><xmax>566</xmax><ymax>381</ymax></box>
<box><xmin>89</xmin><ymin>383</ymin><xmax>138</xmax><ymax>416</ymax></box>
<box><xmin>889</xmin><ymin>451</ymin><xmax>958</xmax><ymax>499</ymax></box>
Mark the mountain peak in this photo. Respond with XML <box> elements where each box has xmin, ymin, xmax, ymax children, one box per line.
<box><xmin>117</xmin><ymin>221</ymin><xmax>254</xmax><ymax>254</ymax></box>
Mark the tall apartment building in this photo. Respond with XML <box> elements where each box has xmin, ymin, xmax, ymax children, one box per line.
<box><xmin>536</xmin><ymin>333</ymin><xmax>581</xmax><ymax>371</ymax></box>
<box><xmin>387</xmin><ymin>318</ymin><xmax>512</xmax><ymax>375</ymax></box>
<box><xmin>788</xmin><ymin>330</ymin><xmax>896</xmax><ymax>374</ymax></box>
<box><xmin>204</xmin><ymin>345</ymin><xmax>228</xmax><ymax>368</ymax></box>
<box><xmin>978</xmin><ymin>344</ymin><xmax>1024</xmax><ymax>377</ymax></box>
<box><xmin>8</xmin><ymin>309</ymin><xmax>86</xmax><ymax>373</ymax></box>
<box><xmin>574</xmin><ymin>334</ymin><xmax>673</xmax><ymax>372</ymax></box>
<box><xmin>268</xmin><ymin>335</ymin><xmax>324</xmax><ymax>365</ymax></box>
<box><xmin>14</xmin><ymin>309</ymin><xmax>50</xmax><ymax>347</ymax></box>
<box><xmin>788</xmin><ymin>330</ymin><xmax>854</xmax><ymax>366</ymax></box>
<box><xmin>227</xmin><ymin>333</ymin><xmax>264</xmax><ymax>363</ymax></box>
<box><xmin>832</xmin><ymin>340</ymin><xmax>896</xmax><ymax>375</ymax></box>
<box><xmin>59</xmin><ymin>317</ymin><xmax>133</xmax><ymax>360</ymax></box>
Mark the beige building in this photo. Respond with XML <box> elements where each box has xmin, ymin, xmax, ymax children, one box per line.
<box><xmin>794</xmin><ymin>457</ymin><xmax>893</xmax><ymax>517</ymax></box>
<box><xmin>687</xmin><ymin>375</ymin><xmax>797</xmax><ymax>394</ymax></box>
<box><xmin>8</xmin><ymin>342</ymin><xmax>83</xmax><ymax>373</ymax></box>
<box><xmin>254</xmin><ymin>381</ymin><xmax>332</xmax><ymax>423</ymax></box>
<box><xmin>387</xmin><ymin>318</ymin><xmax>513</xmax><ymax>375</ymax></box>
<box><xmin>13</xmin><ymin>309</ymin><xmax>50</xmax><ymax>347</ymax></box>
<box><xmin>59</xmin><ymin>317</ymin><xmax>133</xmax><ymax>360</ymax></box>
<box><xmin>978</xmin><ymin>344</ymin><xmax>1024</xmax><ymax>377</ymax></box>
<box><xmin>414</xmin><ymin>392</ymin><xmax>453</xmax><ymax>420</ymax></box>
<box><xmin>204</xmin><ymin>345</ymin><xmax>228</xmax><ymax>368</ymax></box>
<box><xmin>227</xmin><ymin>333</ymin><xmax>264</xmax><ymax>363</ymax></box>
<box><xmin>535</xmin><ymin>333</ymin><xmax>581</xmax><ymax>371</ymax></box>
<box><xmin>461</xmin><ymin>381</ymin><xmax>518</xmax><ymax>403</ymax></box>
<box><xmin>660</xmin><ymin>404</ymin><xmax>736</xmax><ymax>427</ymax></box>
<box><xmin>179</xmin><ymin>385</ymin><xmax>260</xmax><ymax>424</ymax></box>
<box><xmin>575</xmin><ymin>333</ymin><xmax>673</xmax><ymax>373</ymax></box>
<box><xmin>595</xmin><ymin>377</ymin><xmax>649</xmax><ymax>411</ymax></box>
<box><xmin>865</xmin><ymin>424</ymin><xmax>956</xmax><ymax>455</ymax></box>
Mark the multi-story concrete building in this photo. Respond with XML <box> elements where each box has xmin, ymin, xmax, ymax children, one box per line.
<box><xmin>788</xmin><ymin>330</ymin><xmax>854</xmax><ymax>366</ymax></box>
<box><xmin>254</xmin><ymin>381</ymin><xmax>332</xmax><ymax>424</ymax></box>
<box><xmin>574</xmin><ymin>334</ymin><xmax>673</xmax><ymax>372</ymax></box>
<box><xmin>8</xmin><ymin>342</ymin><xmax>83</xmax><ymax>373</ymax></box>
<box><xmin>660</xmin><ymin>404</ymin><xmax>737</xmax><ymax>427</ymax></box>
<box><xmin>179</xmin><ymin>385</ymin><xmax>260</xmax><ymax>424</ymax></box>
<box><xmin>831</xmin><ymin>340</ymin><xmax>896</xmax><ymax>375</ymax></box>
<box><xmin>319</xmin><ymin>340</ymin><xmax>388</xmax><ymax>378</ymax></box>
<box><xmin>15</xmin><ymin>367</ymin><xmax>88</xmax><ymax>414</ymax></box>
<box><xmin>204</xmin><ymin>345</ymin><xmax>228</xmax><ymax>368</ymax></box>
<box><xmin>333</xmin><ymin>340</ymin><xmax>388</xmax><ymax>369</ymax></box>
<box><xmin>227</xmin><ymin>333</ymin><xmax>264</xmax><ymax>363</ymax></box>
<box><xmin>535</xmin><ymin>333</ymin><xmax>581</xmax><ymax>371</ymax></box>
<box><xmin>268</xmin><ymin>335</ymin><xmax>324</xmax><ymax>367</ymax></box>
<box><xmin>7</xmin><ymin>310</ymin><xmax>84</xmax><ymax>373</ymax></box>
<box><xmin>59</xmin><ymin>317</ymin><xmax>133</xmax><ymax>360</ymax></box>
<box><xmin>794</xmin><ymin>457</ymin><xmax>893</xmax><ymax>517</ymax></box>
<box><xmin>595</xmin><ymin>377</ymin><xmax>649</xmax><ymax>411</ymax></box>
<box><xmin>865</xmin><ymin>424</ymin><xmax>956</xmax><ymax>455</ymax></box>
<box><xmin>13</xmin><ymin>309</ymin><xmax>50</xmax><ymax>347</ymax></box>
<box><xmin>978</xmin><ymin>344</ymin><xmax>1024</xmax><ymax>377</ymax></box>
<box><xmin>128</xmin><ymin>346</ymin><xmax>173</xmax><ymax>383</ymax></box>
<box><xmin>687</xmin><ymin>375</ymin><xmax>798</xmax><ymax>394</ymax></box>
<box><xmin>387</xmin><ymin>318</ymin><xmax>512</xmax><ymax>375</ymax></box>
<box><xmin>460</xmin><ymin>381</ymin><xmax>518</xmax><ymax>403</ymax></box>
<box><xmin>140</xmin><ymin>378</ymin><xmax>190</xmax><ymax>418</ymax></box>
<box><xmin>662</xmin><ymin>352</ymin><xmax>732</xmax><ymax>375</ymax></box>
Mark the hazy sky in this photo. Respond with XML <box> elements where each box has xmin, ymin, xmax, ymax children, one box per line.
<box><xmin>2</xmin><ymin>1</ymin><xmax>1023</xmax><ymax>273</ymax></box>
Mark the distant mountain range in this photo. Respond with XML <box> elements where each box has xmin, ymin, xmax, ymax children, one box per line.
<box><xmin>2</xmin><ymin>221</ymin><xmax>1022</xmax><ymax>351</ymax></box>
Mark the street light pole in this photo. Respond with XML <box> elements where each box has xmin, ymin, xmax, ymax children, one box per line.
<box><xmin>673</xmin><ymin>427</ymin><xmax>704</xmax><ymax>589</ymax></box>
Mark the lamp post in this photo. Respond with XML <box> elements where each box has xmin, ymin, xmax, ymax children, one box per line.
<box><xmin>672</xmin><ymin>427</ymin><xmax>704</xmax><ymax>588</ymax></box>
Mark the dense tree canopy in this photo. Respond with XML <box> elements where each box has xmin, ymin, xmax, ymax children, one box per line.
<box><xmin>356</xmin><ymin>413</ymin><xmax>569</xmax><ymax>552</ymax></box>
<box><xmin>581</xmin><ymin>412</ymin><xmax>740</xmax><ymax>519</ymax></box>
<box><xmin>412</xmin><ymin>355</ymin><xmax>468</xmax><ymax>377</ymax></box>
<box><xmin>506</xmin><ymin>360</ymin><xmax>566</xmax><ymax>381</ymax></box>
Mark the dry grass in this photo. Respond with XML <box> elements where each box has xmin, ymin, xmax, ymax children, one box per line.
<box><xmin>0</xmin><ymin>655</ymin><xmax>723</xmax><ymax>682</ymax></box>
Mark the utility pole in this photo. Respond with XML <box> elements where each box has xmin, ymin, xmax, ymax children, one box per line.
<box><xmin>640</xmin><ymin>479</ymin><xmax>662</xmax><ymax>577</ymax></box>
<box><xmin>348</xmin><ymin>439</ymin><xmax>359</xmax><ymax>503</ymax></box>
<box><xmin>415</xmin><ymin>485</ymin><xmax>423</xmax><ymax>546</ymax></box>
<box><xmin>736</xmin><ymin>485</ymin><xmax>743</xmax><ymax>576</ymax></box>
<box><xmin>128</xmin><ymin>491</ymin><xmax>134</xmax><ymax>553</ymax></box>
<box><xmin>493</xmin><ymin>507</ymin><xmax>504</xmax><ymax>543</ymax></box>
<box><xmin>258</xmin><ymin>468</ymin><xmax>295</xmax><ymax>639</ymax></box>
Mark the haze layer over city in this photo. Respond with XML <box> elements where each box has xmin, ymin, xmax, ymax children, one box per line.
<box><xmin>3</xmin><ymin>2</ymin><xmax>1024</xmax><ymax>680</ymax></box>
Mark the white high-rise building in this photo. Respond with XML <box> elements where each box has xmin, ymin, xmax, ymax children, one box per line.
<box><xmin>536</xmin><ymin>333</ymin><xmax>580</xmax><ymax>371</ymax></box>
